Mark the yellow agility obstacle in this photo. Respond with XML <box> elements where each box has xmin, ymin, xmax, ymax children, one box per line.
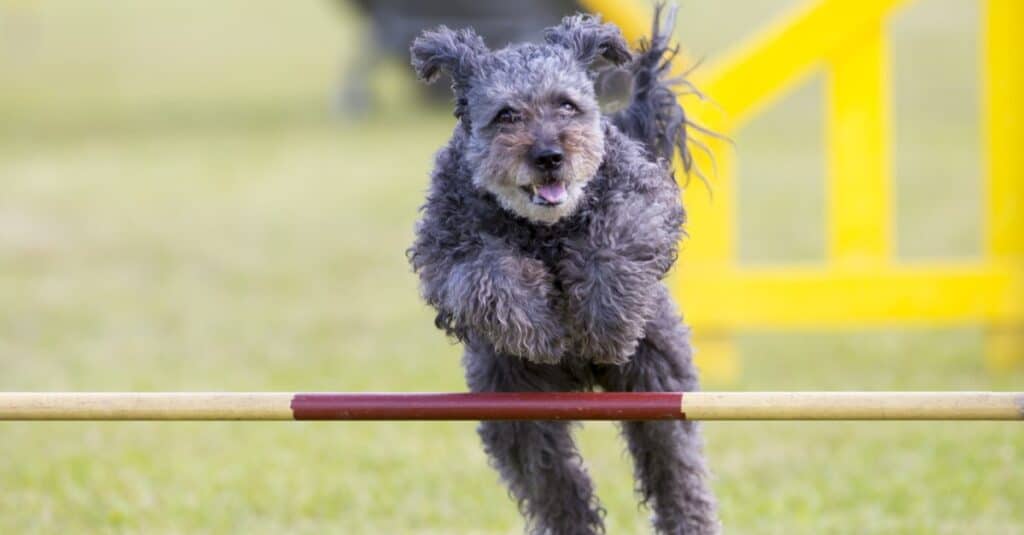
<box><xmin>584</xmin><ymin>0</ymin><xmax>1024</xmax><ymax>381</ymax></box>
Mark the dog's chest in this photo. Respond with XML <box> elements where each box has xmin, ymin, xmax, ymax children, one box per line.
<box><xmin>513</xmin><ymin>215</ymin><xmax>591</xmax><ymax>276</ymax></box>
<box><xmin>475</xmin><ymin>187</ymin><xmax>601</xmax><ymax>270</ymax></box>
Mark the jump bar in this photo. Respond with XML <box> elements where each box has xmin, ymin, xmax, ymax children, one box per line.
<box><xmin>0</xmin><ymin>392</ymin><xmax>1021</xmax><ymax>421</ymax></box>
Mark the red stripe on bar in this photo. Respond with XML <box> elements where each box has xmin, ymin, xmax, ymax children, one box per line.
<box><xmin>290</xmin><ymin>392</ymin><xmax>684</xmax><ymax>421</ymax></box>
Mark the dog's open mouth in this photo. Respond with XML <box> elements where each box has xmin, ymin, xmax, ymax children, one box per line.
<box><xmin>521</xmin><ymin>182</ymin><xmax>568</xmax><ymax>206</ymax></box>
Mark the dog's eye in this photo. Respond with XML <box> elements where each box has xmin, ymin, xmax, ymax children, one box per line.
<box><xmin>494</xmin><ymin>108</ymin><xmax>520</xmax><ymax>125</ymax></box>
<box><xmin>559</xmin><ymin>101</ymin><xmax>579</xmax><ymax>114</ymax></box>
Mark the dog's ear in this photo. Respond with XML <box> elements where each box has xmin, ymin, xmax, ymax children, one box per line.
<box><xmin>410</xmin><ymin>26</ymin><xmax>487</xmax><ymax>87</ymax></box>
<box><xmin>544</xmin><ymin>14</ymin><xmax>632</xmax><ymax>67</ymax></box>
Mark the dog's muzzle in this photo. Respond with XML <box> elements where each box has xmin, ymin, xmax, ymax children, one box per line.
<box><xmin>521</xmin><ymin>181</ymin><xmax>568</xmax><ymax>206</ymax></box>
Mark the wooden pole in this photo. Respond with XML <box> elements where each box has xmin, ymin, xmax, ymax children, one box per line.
<box><xmin>0</xmin><ymin>392</ymin><xmax>1020</xmax><ymax>421</ymax></box>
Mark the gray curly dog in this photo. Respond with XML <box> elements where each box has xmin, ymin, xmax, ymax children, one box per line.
<box><xmin>407</xmin><ymin>6</ymin><xmax>719</xmax><ymax>534</ymax></box>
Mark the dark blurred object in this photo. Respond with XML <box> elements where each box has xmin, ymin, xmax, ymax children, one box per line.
<box><xmin>338</xmin><ymin>0</ymin><xmax>581</xmax><ymax>115</ymax></box>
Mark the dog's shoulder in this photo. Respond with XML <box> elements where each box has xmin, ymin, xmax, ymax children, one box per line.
<box><xmin>423</xmin><ymin>128</ymin><xmax>490</xmax><ymax>219</ymax></box>
<box><xmin>425</xmin><ymin>127</ymin><xmax>470</xmax><ymax>196</ymax></box>
<box><xmin>590</xmin><ymin>119</ymin><xmax>679</xmax><ymax>201</ymax></box>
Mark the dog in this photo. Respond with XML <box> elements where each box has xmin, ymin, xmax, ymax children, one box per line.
<box><xmin>407</xmin><ymin>6</ymin><xmax>718</xmax><ymax>534</ymax></box>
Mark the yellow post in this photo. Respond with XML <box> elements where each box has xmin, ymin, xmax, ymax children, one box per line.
<box><xmin>679</xmin><ymin>0</ymin><xmax>908</xmax><ymax>383</ymax></box>
<box><xmin>826</xmin><ymin>24</ymin><xmax>892</xmax><ymax>263</ymax></box>
<box><xmin>682</xmin><ymin>123</ymin><xmax>740</xmax><ymax>384</ymax></box>
<box><xmin>983</xmin><ymin>0</ymin><xmax>1024</xmax><ymax>370</ymax></box>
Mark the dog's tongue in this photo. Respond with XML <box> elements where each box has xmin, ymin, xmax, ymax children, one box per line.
<box><xmin>537</xmin><ymin>183</ymin><xmax>567</xmax><ymax>204</ymax></box>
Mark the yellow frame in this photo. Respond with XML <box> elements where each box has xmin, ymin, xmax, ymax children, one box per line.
<box><xmin>581</xmin><ymin>0</ymin><xmax>1024</xmax><ymax>380</ymax></box>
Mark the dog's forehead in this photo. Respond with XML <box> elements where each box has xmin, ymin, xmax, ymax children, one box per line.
<box><xmin>470</xmin><ymin>44</ymin><xmax>594</xmax><ymax>103</ymax></box>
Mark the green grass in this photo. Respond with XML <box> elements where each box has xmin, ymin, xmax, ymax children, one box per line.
<box><xmin>1</xmin><ymin>1</ymin><xmax>1020</xmax><ymax>533</ymax></box>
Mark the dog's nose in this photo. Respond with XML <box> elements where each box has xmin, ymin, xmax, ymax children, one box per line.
<box><xmin>531</xmin><ymin>148</ymin><xmax>563</xmax><ymax>171</ymax></box>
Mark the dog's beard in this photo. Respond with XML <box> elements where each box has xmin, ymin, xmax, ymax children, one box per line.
<box><xmin>474</xmin><ymin>156</ymin><xmax>596</xmax><ymax>225</ymax></box>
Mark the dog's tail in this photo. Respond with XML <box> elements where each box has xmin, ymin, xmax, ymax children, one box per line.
<box><xmin>609</xmin><ymin>4</ymin><xmax>704</xmax><ymax>175</ymax></box>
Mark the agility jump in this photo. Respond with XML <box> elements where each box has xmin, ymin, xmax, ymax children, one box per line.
<box><xmin>1</xmin><ymin>392</ymin><xmax>1021</xmax><ymax>421</ymax></box>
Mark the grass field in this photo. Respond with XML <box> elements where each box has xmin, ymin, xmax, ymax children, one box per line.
<box><xmin>1</xmin><ymin>1</ymin><xmax>1021</xmax><ymax>533</ymax></box>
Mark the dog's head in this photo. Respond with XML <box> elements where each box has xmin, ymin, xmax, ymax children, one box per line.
<box><xmin>411</xmin><ymin>15</ymin><xmax>631</xmax><ymax>224</ymax></box>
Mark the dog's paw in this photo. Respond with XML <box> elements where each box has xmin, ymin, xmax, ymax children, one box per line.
<box><xmin>482</xmin><ymin>308</ymin><xmax>568</xmax><ymax>364</ymax></box>
<box><xmin>578</xmin><ymin>331</ymin><xmax>639</xmax><ymax>365</ymax></box>
<box><xmin>515</xmin><ymin>322</ymin><xmax>569</xmax><ymax>364</ymax></box>
<box><xmin>590</xmin><ymin>348</ymin><xmax>635</xmax><ymax>366</ymax></box>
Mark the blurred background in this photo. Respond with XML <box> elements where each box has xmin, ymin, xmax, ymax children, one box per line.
<box><xmin>1</xmin><ymin>1</ymin><xmax>1020</xmax><ymax>533</ymax></box>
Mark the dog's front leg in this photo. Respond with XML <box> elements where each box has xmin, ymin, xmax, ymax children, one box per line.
<box><xmin>418</xmin><ymin>239</ymin><xmax>567</xmax><ymax>364</ymax></box>
<box><xmin>558</xmin><ymin>241</ymin><xmax>657</xmax><ymax>364</ymax></box>
<box><xmin>558</xmin><ymin>185</ymin><xmax>683</xmax><ymax>365</ymax></box>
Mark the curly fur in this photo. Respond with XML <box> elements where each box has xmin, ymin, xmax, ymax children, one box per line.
<box><xmin>409</xmin><ymin>6</ymin><xmax>718</xmax><ymax>534</ymax></box>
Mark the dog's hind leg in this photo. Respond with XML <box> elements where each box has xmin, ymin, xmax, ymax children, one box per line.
<box><xmin>464</xmin><ymin>341</ymin><xmax>604</xmax><ymax>535</ymax></box>
<box><xmin>596</xmin><ymin>295</ymin><xmax>719</xmax><ymax>534</ymax></box>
